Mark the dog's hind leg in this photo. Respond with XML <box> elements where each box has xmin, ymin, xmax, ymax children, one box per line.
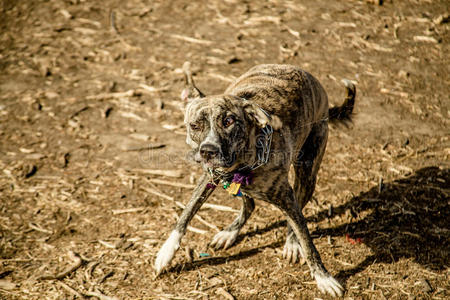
<box><xmin>210</xmin><ymin>194</ymin><xmax>255</xmax><ymax>249</ymax></box>
<box><xmin>284</xmin><ymin>122</ymin><xmax>328</xmax><ymax>263</ymax></box>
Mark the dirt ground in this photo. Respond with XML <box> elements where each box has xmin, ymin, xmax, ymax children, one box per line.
<box><xmin>0</xmin><ymin>0</ymin><xmax>449</xmax><ymax>299</ymax></box>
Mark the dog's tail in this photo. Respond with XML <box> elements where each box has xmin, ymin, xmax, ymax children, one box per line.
<box><xmin>328</xmin><ymin>79</ymin><xmax>356</xmax><ymax>123</ymax></box>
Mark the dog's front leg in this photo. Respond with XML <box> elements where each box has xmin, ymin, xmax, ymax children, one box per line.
<box><xmin>277</xmin><ymin>187</ymin><xmax>344</xmax><ymax>297</ymax></box>
<box><xmin>154</xmin><ymin>173</ymin><xmax>215</xmax><ymax>275</ymax></box>
<box><xmin>210</xmin><ymin>194</ymin><xmax>255</xmax><ymax>249</ymax></box>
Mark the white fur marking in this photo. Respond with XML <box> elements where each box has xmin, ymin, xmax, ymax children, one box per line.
<box><xmin>314</xmin><ymin>272</ymin><xmax>344</xmax><ymax>297</ymax></box>
<box><xmin>154</xmin><ymin>230</ymin><xmax>182</xmax><ymax>275</ymax></box>
<box><xmin>210</xmin><ymin>230</ymin><xmax>239</xmax><ymax>249</ymax></box>
<box><xmin>283</xmin><ymin>237</ymin><xmax>305</xmax><ymax>264</ymax></box>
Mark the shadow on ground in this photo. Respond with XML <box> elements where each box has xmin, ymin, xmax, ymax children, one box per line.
<box><xmin>311</xmin><ymin>166</ymin><xmax>449</xmax><ymax>280</ymax></box>
<box><xmin>166</xmin><ymin>167</ymin><xmax>449</xmax><ymax>277</ymax></box>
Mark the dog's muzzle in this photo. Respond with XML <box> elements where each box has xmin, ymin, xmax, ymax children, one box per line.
<box><xmin>199</xmin><ymin>144</ymin><xmax>220</xmax><ymax>161</ymax></box>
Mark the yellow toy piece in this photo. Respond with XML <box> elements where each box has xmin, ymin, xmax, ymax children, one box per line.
<box><xmin>227</xmin><ymin>182</ymin><xmax>241</xmax><ymax>195</ymax></box>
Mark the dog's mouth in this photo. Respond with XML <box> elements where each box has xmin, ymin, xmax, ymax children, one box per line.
<box><xmin>193</xmin><ymin>150</ymin><xmax>237</xmax><ymax>171</ymax></box>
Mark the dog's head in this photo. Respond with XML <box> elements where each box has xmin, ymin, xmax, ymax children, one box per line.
<box><xmin>181</xmin><ymin>63</ymin><xmax>281</xmax><ymax>173</ymax></box>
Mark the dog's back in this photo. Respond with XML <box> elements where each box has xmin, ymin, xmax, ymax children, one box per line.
<box><xmin>225</xmin><ymin>64</ymin><xmax>330</xmax><ymax>132</ymax></box>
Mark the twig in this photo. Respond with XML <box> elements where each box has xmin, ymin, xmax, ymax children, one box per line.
<box><xmin>282</xmin><ymin>24</ymin><xmax>300</xmax><ymax>38</ymax></box>
<box><xmin>125</xmin><ymin>144</ymin><xmax>165</xmax><ymax>152</ymax></box>
<box><xmin>0</xmin><ymin>258</ymin><xmax>46</xmax><ymax>262</ymax></box>
<box><xmin>111</xmin><ymin>207</ymin><xmax>146</xmax><ymax>215</ymax></box>
<box><xmin>141</xmin><ymin>186</ymin><xmax>174</xmax><ymax>201</ymax></box>
<box><xmin>216</xmin><ymin>287</ymin><xmax>235</xmax><ymax>300</ymax></box>
<box><xmin>98</xmin><ymin>240</ymin><xmax>116</xmax><ymax>249</ymax></box>
<box><xmin>86</xmin><ymin>89</ymin><xmax>137</xmax><ymax>100</ymax></box>
<box><xmin>168</xmin><ymin>34</ymin><xmax>213</xmax><ymax>45</ymax></box>
<box><xmin>119</xmin><ymin>111</ymin><xmax>144</xmax><ymax>121</ymax></box>
<box><xmin>175</xmin><ymin>201</ymin><xmax>220</xmax><ymax>232</ymax></box>
<box><xmin>85</xmin><ymin>261</ymin><xmax>100</xmax><ymax>281</ymax></box>
<box><xmin>207</xmin><ymin>72</ymin><xmax>235</xmax><ymax>83</ymax></box>
<box><xmin>138</xmin><ymin>83</ymin><xmax>168</xmax><ymax>93</ymax></box>
<box><xmin>109</xmin><ymin>10</ymin><xmax>140</xmax><ymax>51</ymax></box>
<box><xmin>38</xmin><ymin>251</ymin><xmax>83</xmax><ymax>280</ymax></box>
<box><xmin>201</xmin><ymin>203</ymin><xmax>239</xmax><ymax>213</ymax></box>
<box><xmin>28</xmin><ymin>222</ymin><xmax>53</xmax><ymax>234</ymax></box>
<box><xmin>135</xmin><ymin>169</ymin><xmax>182</xmax><ymax>178</ymax></box>
<box><xmin>57</xmin><ymin>281</ymin><xmax>83</xmax><ymax>298</ymax></box>
<box><xmin>413</xmin><ymin>36</ymin><xmax>438</xmax><ymax>43</ymax></box>
<box><xmin>187</xmin><ymin>226</ymin><xmax>207</xmax><ymax>235</ymax></box>
<box><xmin>149</xmin><ymin>178</ymin><xmax>195</xmax><ymax>189</ymax></box>
<box><xmin>84</xmin><ymin>289</ymin><xmax>119</xmax><ymax>300</ymax></box>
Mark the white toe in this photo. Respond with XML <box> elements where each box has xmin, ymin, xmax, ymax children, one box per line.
<box><xmin>283</xmin><ymin>238</ymin><xmax>305</xmax><ymax>264</ymax></box>
<box><xmin>314</xmin><ymin>272</ymin><xmax>344</xmax><ymax>297</ymax></box>
<box><xmin>154</xmin><ymin>230</ymin><xmax>182</xmax><ymax>275</ymax></box>
<box><xmin>210</xmin><ymin>230</ymin><xmax>239</xmax><ymax>249</ymax></box>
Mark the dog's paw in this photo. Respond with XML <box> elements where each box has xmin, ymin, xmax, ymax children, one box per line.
<box><xmin>154</xmin><ymin>230</ymin><xmax>182</xmax><ymax>275</ymax></box>
<box><xmin>283</xmin><ymin>234</ymin><xmax>305</xmax><ymax>264</ymax></box>
<box><xmin>314</xmin><ymin>272</ymin><xmax>344</xmax><ymax>297</ymax></box>
<box><xmin>210</xmin><ymin>229</ymin><xmax>239</xmax><ymax>250</ymax></box>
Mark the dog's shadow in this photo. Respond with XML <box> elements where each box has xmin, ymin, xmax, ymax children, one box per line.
<box><xmin>168</xmin><ymin>166</ymin><xmax>449</xmax><ymax>279</ymax></box>
<box><xmin>312</xmin><ymin>166</ymin><xmax>449</xmax><ymax>280</ymax></box>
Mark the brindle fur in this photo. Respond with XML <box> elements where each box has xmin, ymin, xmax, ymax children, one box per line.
<box><xmin>155</xmin><ymin>63</ymin><xmax>356</xmax><ymax>297</ymax></box>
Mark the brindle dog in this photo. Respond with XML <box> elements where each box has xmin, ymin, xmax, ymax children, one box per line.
<box><xmin>154</xmin><ymin>62</ymin><xmax>356</xmax><ymax>297</ymax></box>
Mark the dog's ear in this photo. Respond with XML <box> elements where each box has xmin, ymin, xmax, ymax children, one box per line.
<box><xmin>243</xmin><ymin>103</ymin><xmax>282</xmax><ymax>130</ymax></box>
<box><xmin>180</xmin><ymin>62</ymin><xmax>205</xmax><ymax>102</ymax></box>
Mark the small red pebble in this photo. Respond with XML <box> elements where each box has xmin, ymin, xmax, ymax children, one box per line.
<box><xmin>345</xmin><ymin>234</ymin><xmax>363</xmax><ymax>244</ymax></box>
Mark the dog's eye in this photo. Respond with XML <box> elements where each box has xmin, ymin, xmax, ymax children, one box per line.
<box><xmin>190</xmin><ymin>123</ymin><xmax>201</xmax><ymax>131</ymax></box>
<box><xmin>223</xmin><ymin>116</ymin><xmax>235</xmax><ymax>128</ymax></box>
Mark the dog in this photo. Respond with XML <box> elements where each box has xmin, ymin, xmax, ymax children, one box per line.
<box><xmin>154</xmin><ymin>62</ymin><xmax>356</xmax><ymax>297</ymax></box>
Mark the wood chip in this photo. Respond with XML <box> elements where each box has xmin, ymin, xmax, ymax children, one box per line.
<box><xmin>139</xmin><ymin>83</ymin><xmax>168</xmax><ymax>93</ymax></box>
<box><xmin>419</xmin><ymin>278</ymin><xmax>433</xmax><ymax>293</ymax></box>
<box><xmin>74</xmin><ymin>27</ymin><xmax>97</xmax><ymax>35</ymax></box>
<box><xmin>19</xmin><ymin>148</ymin><xmax>34</xmax><ymax>154</ymax></box>
<box><xmin>112</xmin><ymin>207</ymin><xmax>146</xmax><ymax>215</ymax></box>
<box><xmin>141</xmin><ymin>187</ymin><xmax>174</xmax><ymax>201</ymax></box>
<box><xmin>135</xmin><ymin>169</ymin><xmax>183</xmax><ymax>178</ymax></box>
<box><xmin>124</xmin><ymin>144</ymin><xmax>165</xmax><ymax>152</ymax></box>
<box><xmin>201</xmin><ymin>203</ymin><xmax>239</xmax><ymax>213</ymax></box>
<box><xmin>29</xmin><ymin>222</ymin><xmax>53</xmax><ymax>234</ymax></box>
<box><xmin>86</xmin><ymin>90</ymin><xmax>137</xmax><ymax>100</ymax></box>
<box><xmin>98</xmin><ymin>240</ymin><xmax>116</xmax><ymax>249</ymax></box>
<box><xmin>413</xmin><ymin>36</ymin><xmax>439</xmax><ymax>43</ymax></box>
<box><xmin>168</xmin><ymin>34</ymin><xmax>213</xmax><ymax>45</ymax></box>
<box><xmin>120</xmin><ymin>111</ymin><xmax>144</xmax><ymax>121</ymax></box>
<box><xmin>150</xmin><ymin>178</ymin><xmax>195</xmax><ymax>189</ymax></box>
<box><xmin>57</xmin><ymin>281</ymin><xmax>83</xmax><ymax>298</ymax></box>
<box><xmin>59</xmin><ymin>9</ymin><xmax>72</xmax><ymax>19</ymax></box>
<box><xmin>0</xmin><ymin>280</ymin><xmax>16</xmax><ymax>290</ymax></box>
<box><xmin>84</xmin><ymin>289</ymin><xmax>119</xmax><ymax>300</ymax></box>
<box><xmin>336</xmin><ymin>22</ymin><xmax>357</xmax><ymax>28</ymax></box>
<box><xmin>216</xmin><ymin>287</ymin><xmax>235</xmax><ymax>300</ymax></box>
<box><xmin>175</xmin><ymin>201</ymin><xmax>220</xmax><ymax>232</ymax></box>
<box><xmin>129</xmin><ymin>133</ymin><xmax>150</xmax><ymax>141</ymax></box>
<box><xmin>37</xmin><ymin>251</ymin><xmax>83</xmax><ymax>280</ymax></box>
<box><xmin>187</xmin><ymin>226</ymin><xmax>207</xmax><ymax>235</ymax></box>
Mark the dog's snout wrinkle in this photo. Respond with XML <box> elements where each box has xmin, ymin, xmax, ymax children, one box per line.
<box><xmin>200</xmin><ymin>144</ymin><xmax>219</xmax><ymax>160</ymax></box>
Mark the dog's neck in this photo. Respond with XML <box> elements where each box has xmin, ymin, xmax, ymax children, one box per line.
<box><xmin>207</xmin><ymin>123</ymin><xmax>274</xmax><ymax>184</ymax></box>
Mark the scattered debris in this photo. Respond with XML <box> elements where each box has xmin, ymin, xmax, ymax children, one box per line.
<box><xmin>37</xmin><ymin>251</ymin><xmax>84</xmax><ymax>280</ymax></box>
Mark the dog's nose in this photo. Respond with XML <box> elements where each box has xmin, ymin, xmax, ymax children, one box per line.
<box><xmin>200</xmin><ymin>144</ymin><xmax>219</xmax><ymax>160</ymax></box>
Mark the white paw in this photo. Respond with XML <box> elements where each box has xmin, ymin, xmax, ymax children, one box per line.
<box><xmin>314</xmin><ymin>272</ymin><xmax>344</xmax><ymax>297</ymax></box>
<box><xmin>283</xmin><ymin>237</ymin><xmax>305</xmax><ymax>264</ymax></box>
<box><xmin>154</xmin><ymin>230</ymin><xmax>182</xmax><ymax>275</ymax></box>
<box><xmin>210</xmin><ymin>230</ymin><xmax>239</xmax><ymax>249</ymax></box>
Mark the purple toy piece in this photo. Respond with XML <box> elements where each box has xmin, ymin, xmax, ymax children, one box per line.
<box><xmin>206</xmin><ymin>182</ymin><xmax>216</xmax><ymax>190</ymax></box>
<box><xmin>232</xmin><ymin>172</ymin><xmax>254</xmax><ymax>186</ymax></box>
